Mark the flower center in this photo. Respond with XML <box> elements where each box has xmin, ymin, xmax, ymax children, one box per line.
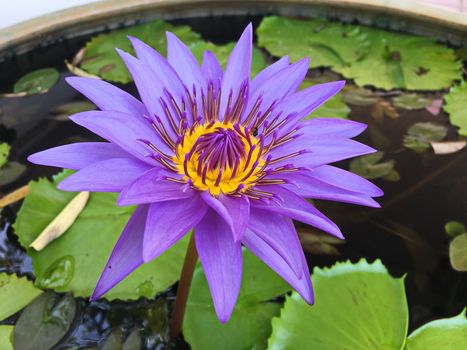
<box><xmin>174</xmin><ymin>121</ymin><xmax>265</xmax><ymax>196</ymax></box>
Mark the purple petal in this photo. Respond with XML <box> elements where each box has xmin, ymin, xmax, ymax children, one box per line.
<box><xmin>242</xmin><ymin>228</ymin><xmax>313</xmax><ymax>304</ymax></box>
<box><xmin>70</xmin><ymin>110</ymin><xmax>171</xmax><ymax>162</ymax></box>
<box><xmin>300</xmin><ymin>118</ymin><xmax>367</xmax><ymax>138</ymax></box>
<box><xmin>200</xmin><ymin>192</ymin><xmax>249</xmax><ymax>242</ymax></box>
<box><xmin>91</xmin><ymin>205</ymin><xmax>148</xmax><ymax>300</ymax></box>
<box><xmin>252</xmin><ymin>185</ymin><xmax>343</xmax><ymax>239</ymax></box>
<box><xmin>247</xmin><ymin>208</ymin><xmax>303</xmax><ymax>278</ymax></box>
<box><xmin>249</xmin><ymin>55</ymin><xmax>290</xmax><ymax>94</ymax></box>
<box><xmin>307</xmin><ymin>165</ymin><xmax>383</xmax><ymax>197</ymax></box>
<box><xmin>243</xmin><ymin>58</ymin><xmax>309</xmax><ymax>123</ymax></box>
<box><xmin>118</xmin><ymin>167</ymin><xmax>194</xmax><ymax>206</ymax></box>
<box><xmin>58</xmin><ymin>158</ymin><xmax>151</xmax><ymax>192</ymax></box>
<box><xmin>272</xmin><ymin>171</ymin><xmax>381</xmax><ymax>208</ymax></box>
<box><xmin>201</xmin><ymin>50</ymin><xmax>223</xmax><ymax>91</ymax></box>
<box><xmin>271</xmin><ymin>80</ymin><xmax>346</xmax><ymax>135</ymax></box>
<box><xmin>219</xmin><ymin>24</ymin><xmax>252</xmax><ymax>119</ymax></box>
<box><xmin>166</xmin><ymin>31</ymin><xmax>206</xmax><ymax>92</ymax></box>
<box><xmin>117</xmin><ymin>47</ymin><xmax>189</xmax><ymax>131</ymax></box>
<box><xmin>269</xmin><ymin>136</ymin><xmax>376</xmax><ymax>169</ymax></box>
<box><xmin>28</xmin><ymin>142</ymin><xmax>129</xmax><ymax>170</ymax></box>
<box><xmin>194</xmin><ymin>209</ymin><xmax>243</xmax><ymax>323</ymax></box>
<box><xmin>66</xmin><ymin>77</ymin><xmax>147</xmax><ymax>116</ymax></box>
<box><xmin>143</xmin><ymin>195</ymin><xmax>207</xmax><ymax>262</ymax></box>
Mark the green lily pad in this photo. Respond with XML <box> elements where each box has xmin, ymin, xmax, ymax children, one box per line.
<box><xmin>342</xmin><ymin>87</ymin><xmax>379</xmax><ymax>106</ymax></box>
<box><xmin>0</xmin><ymin>326</ymin><xmax>14</xmax><ymax>350</ymax></box>
<box><xmin>267</xmin><ymin>259</ymin><xmax>408</xmax><ymax>350</ymax></box>
<box><xmin>13</xmin><ymin>292</ymin><xmax>76</xmax><ymax>350</ymax></box>
<box><xmin>189</xmin><ymin>41</ymin><xmax>267</xmax><ymax>77</ymax></box>
<box><xmin>449</xmin><ymin>233</ymin><xmax>467</xmax><ymax>272</ymax></box>
<box><xmin>0</xmin><ymin>273</ymin><xmax>42</xmax><ymax>321</ymax></box>
<box><xmin>80</xmin><ymin>20</ymin><xmax>201</xmax><ymax>83</ymax></box>
<box><xmin>13</xmin><ymin>68</ymin><xmax>60</xmax><ymax>95</ymax></box>
<box><xmin>444</xmin><ymin>221</ymin><xmax>466</xmax><ymax>239</ymax></box>
<box><xmin>257</xmin><ymin>16</ymin><xmax>369</xmax><ymax>69</ymax></box>
<box><xmin>335</xmin><ymin>28</ymin><xmax>461</xmax><ymax>90</ymax></box>
<box><xmin>0</xmin><ymin>161</ymin><xmax>26</xmax><ymax>186</ymax></box>
<box><xmin>393</xmin><ymin>94</ymin><xmax>431</xmax><ymax>110</ymax></box>
<box><xmin>300</xmin><ymin>79</ymin><xmax>349</xmax><ymax>119</ymax></box>
<box><xmin>350</xmin><ymin>152</ymin><xmax>399</xmax><ymax>181</ymax></box>
<box><xmin>444</xmin><ymin>81</ymin><xmax>467</xmax><ymax>136</ymax></box>
<box><xmin>405</xmin><ymin>309</ymin><xmax>467</xmax><ymax>350</ymax></box>
<box><xmin>183</xmin><ymin>249</ymin><xmax>291</xmax><ymax>350</ymax></box>
<box><xmin>13</xmin><ymin>172</ymin><xmax>189</xmax><ymax>300</ymax></box>
<box><xmin>49</xmin><ymin>101</ymin><xmax>96</xmax><ymax>121</ymax></box>
<box><xmin>0</xmin><ymin>143</ymin><xmax>10</xmax><ymax>168</ymax></box>
<box><xmin>403</xmin><ymin>122</ymin><xmax>448</xmax><ymax>153</ymax></box>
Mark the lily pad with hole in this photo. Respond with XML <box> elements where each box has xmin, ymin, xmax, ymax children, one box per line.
<box><xmin>404</xmin><ymin>309</ymin><xmax>467</xmax><ymax>350</ymax></box>
<box><xmin>267</xmin><ymin>259</ymin><xmax>408</xmax><ymax>350</ymax></box>
<box><xmin>444</xmin><ymin>81</ymin><xmax>467</xmax><ymax>136</ymax></box>
<box><xmin>13</xmin><ymin>68</ymin><xmax>60</xmax><ymax>95</ymax></box>
<box><xmin>335</xmin><ymin>28</ymin><xmax>461</xmax><ymax>90</ymax></box>
<box><xmin>13</xmin><ymin>171</ymin><xmax>189</xmax><ymax>300</ymax></box>
<box><xmin>80</xmin><ymin>20</ymin><xmax>201</xmax><ymax>83</ymax></box>
<box><xmin>257</xmin><ymin>16</ymin><xmax>370</xmax><ymax>69</ymax></box>
<box><xmin>183</xmin><ymin>249</ymin><xmax>291</xmax><ymax>350</ymax></box>
<box><xmin>403</xmin><ymin>122</ymin><xmax>448</xmax><ymax>153</ymax></box>
<box><xmin>0</xmin><ymin>273</ymin><xmax>42</xmax><ymax>321</ymax></box>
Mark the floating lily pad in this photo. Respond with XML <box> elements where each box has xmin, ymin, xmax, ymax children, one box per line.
<box><xmin>393</xmin><ymin>94</ymin><xmax>431</xmax><ymax>110</ymax></box>
<box><xmin>267</xmin><ymin>259</ymin><xmax>408</xmax><ymax>350</ymax></box>
<box><xmin>81</xmin><ymin>20</ymin><xmax>201</xmax><ymax>83</ymax></box>
<box><xmin>0</xmin><ymin>326</ymin><xmax>14</xmax><ymax>350</ymax></box>
<box><xmin>13</xmin><ymin>172</ymin><xmax>189</xmax><ymax>300</ymax></box>
<box><xmin>13</xmin><ymin>68</ymin><xmax>60</xmax><ymax>95</ymax></box>
<box><xmin>449</xmin><ymin>233</ymin><xmax>467</xmax><ymax>272</ymax></box>
<box><xmin>13</xmin><ymin>292</ymin><xmax>76</xmax><ymax>350</ymax></box>
<box><xmin>189</xmin><ymin>41</ymin><xmax>267</xmax><ymax>77</ymax></box>
<box><xmin>445</xmin><ymin>221</ymin><xmax>466</xmax><ymax>239</ymax></box>
<box><xmin>350</xmin><ymin>152</ymin><xmax>399</xmax><ymax>181</ymax></box>
<box><xmin>444</xmin><ymin>81</ymin><xmax>467</xmax><ymax>136</ymax></box>
<box><xmin>335</xmin><ymin>28</ymin><xmax>461</xmax><ymax>90</ymax></box>
<box><xmin>257</xmin><ymin>16</ymin><xmax>369</xmax><ymax>69</ymax></box>
<box><xmin>405</xmin><ymin>309</ymin><xmax>467</xmax><ymax>350</ymax></box>
<box><xmin>403</xmin><ymin>122</ymin><xmax>448</xmax><ymax>153</ymax></box>
<box><xmin>300</xmin><ymin>79</ymin><xmax>349</xmax><ymax>119</ymax></box>
<box><xmin>0</xmin><ymin>273</ymin><xmax>42</xmax><ymax>321</ymax></box>
<box><xmin>49</xmin><ymin>101</ymin><xmax>96</xmax><ymax>121</ymax></box>
<box><xmin>0</xmin><ymin>143</ymin><xmax>10</xmax><ymax>168</ymax></box>
<box><xmin>0</xmin><ymin>162</ymin><xmax>26</xmax><ymax>186</ymax></box>
<box><xmin>342</xmin><ymin>87</ymin><xmax>379</xmax><ymax>106</ymax></box>
<box><xmin>183</xmin><ymin>249</ymin><xmax>291</xmax><ymax>350</ymax></box>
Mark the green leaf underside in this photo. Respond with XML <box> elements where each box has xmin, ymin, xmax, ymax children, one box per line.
<box><xmin>0</xmin><ymin>273</ymin><xmax>42</xmax><ymax>321</ymax></box>
<box><xmin>267</xmin><ymin>259</ymin><xmax>408</xmax><ymax>350</ymax></box>
<box><xmin>81</xmin><ymin>20</ymin><xmax>202</xmax><ymax>83</ymax></box>
<box><xmin>257</xmin><ymin>16</ymin><xmax>461</xmax><ymax>90</ymax></box>
<box><xmin>403</xmin><ymin>122</ymin><xmax>448</xmax><ymax>153</ymax></box>
<box><xmin>405</xmin><ymin>309</ymin><xmax>467</xmax><ymax>350</ymax></box>
<box><xmin>300</xmin><ymin>79</ymin><xmax>350</xmax><ymax>119</ymax></box>
<box><xmin>0</xmin><ymin>326</ymin><xmax>14</xmax><ymax>350</ymax></box>
<box><xmin>13</xmin><ymin>172</ymin><xmax>189</xmax><ymax>300</ymax></box>
<box><xmin>189</xmin><ymin>41</ymin><xmax>267</xmax><ymax>78</ymax></box>
<box><xmin>13</xmin><ymin>68</ymin><xmax>60</xmax><ymax>95</ymax></box>
<box><xmin>444</xmin><ymin>81</ymin><xmax>467</xmax><ymax>136</ymax></box>
<box><xmin>183</xmin><ymin>249</ymin><xmax>291</xmax><ymax>350</ymax></box>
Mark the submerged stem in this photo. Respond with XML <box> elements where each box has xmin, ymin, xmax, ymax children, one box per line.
<box><xmin>170</xmin><ymin>232</ymin><xmax>198</xmax><ymax>338</ymax></box>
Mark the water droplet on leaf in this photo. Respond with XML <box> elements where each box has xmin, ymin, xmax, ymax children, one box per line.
<box><xmin>35</xmin><ymin>255</ymin><xmax>75</xmax><ymax>290</ymax></box>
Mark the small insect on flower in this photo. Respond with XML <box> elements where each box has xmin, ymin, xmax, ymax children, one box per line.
<box><xmin>29</xmin><ymin>24</ymin><xmax>383</xmax><ymax>323</ymax></box>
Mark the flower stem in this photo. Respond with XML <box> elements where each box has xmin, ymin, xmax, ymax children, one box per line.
<box><xmin>170</xmin><ymin>232</ymin><xmax>198</xmax><ymax>338</ymax></box>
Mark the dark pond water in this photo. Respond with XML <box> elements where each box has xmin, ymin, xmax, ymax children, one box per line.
<box><xmin>0</xmin><ymin>14</ymin><xmax>466</xmax><ymax>349</ymax></box>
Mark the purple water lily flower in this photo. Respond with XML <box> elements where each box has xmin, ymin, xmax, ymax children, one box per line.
<box><xmin>29</xmin><ymin>24</ymin><xmax>382</xmax><ymax>322</ymax></box>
